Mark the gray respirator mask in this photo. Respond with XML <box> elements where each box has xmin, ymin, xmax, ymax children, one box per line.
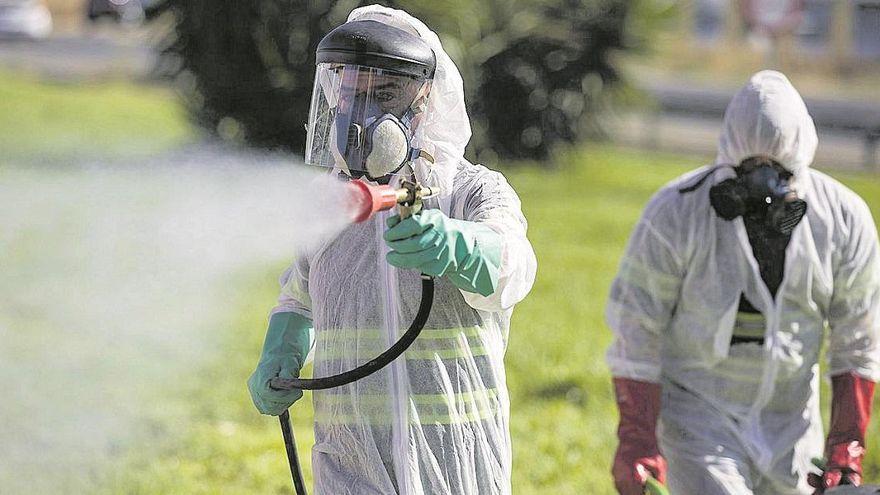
<box><xmin>708</xmin><ymin>156</ymin><xmax>808</xmax><ymax>235</ymax></box>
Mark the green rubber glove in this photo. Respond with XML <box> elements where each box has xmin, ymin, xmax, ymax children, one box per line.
<box><xmin>383</xmin><ymin>209</ymin><xmax>502</xmax><ymax>297</ymax></box>
<box><xmin>247</xmin><ymin>312</ymin><xmax>312</xmax><ymax>416</ymax></box>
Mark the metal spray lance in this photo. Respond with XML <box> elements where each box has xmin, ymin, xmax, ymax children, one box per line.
<box><xmin>346</xmin><ymin>179</ymin><xmax>438</xmax><ymax>222</ymax></box>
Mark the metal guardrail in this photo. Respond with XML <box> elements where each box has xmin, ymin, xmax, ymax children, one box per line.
<box><xmin>645</xmin><ymin>81</ymin><xmax>880</xmax><ymax>169</ymax></box>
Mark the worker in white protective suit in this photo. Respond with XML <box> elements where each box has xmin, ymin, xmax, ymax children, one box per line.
<box><xmin>246</xmin><ymin>5</ymin><xmax>537</xmax><ymax>495</ymax></box>
<box><xmin>606</xmin><ymin>70</ymin><xmax>880</xmax><ymax>495</ymax></box>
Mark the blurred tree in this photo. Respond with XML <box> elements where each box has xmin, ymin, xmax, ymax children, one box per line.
<box><xmin>154</xmin><ymin>0</ymin><xmax>671</xmax><ymax>161</ymax></box>
<box><xmin>152</xmin><ymin>0</ymin><xmax>396</xmax><ymax>150</ymax></box>
<box><xmin>425</xmin><ymin>0</ymin><xmax>631</xmax><ymax>161</ymax></box>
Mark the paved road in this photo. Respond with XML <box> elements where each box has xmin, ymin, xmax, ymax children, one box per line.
<box><xmin>610</xmin><ymin>111</ymin><xmax>874</xmax><ymax>172</ymax></box>
<box><xmin>617</xmin><ymin>77</ymin><xmax>880</xmax><ymax>170</ymax></box>
<box><xmin>0</xmin><ymin>30</ymin><xmax>154</xmax><ymax>79</ymax></box>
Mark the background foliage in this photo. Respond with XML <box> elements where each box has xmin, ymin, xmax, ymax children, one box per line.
<box><xmin>154</xmin><ymin>0</ymin><xmax>671</xmax><ymax>162</ymax></box>
<box><xmin>154</xmin><ymin>0</ymin><xmax>353</xmax><ymax>149</ymax></box>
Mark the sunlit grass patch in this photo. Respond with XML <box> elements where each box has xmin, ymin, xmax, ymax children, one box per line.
<box><xmin>0</xmin><ymin>71</ymin><xmax>194</xmax><ymax>165</ymax></box>
<box><xmin>96</xmin><ymin>144</ymin><xmax>880</xmax><ymax>495</ymax></box>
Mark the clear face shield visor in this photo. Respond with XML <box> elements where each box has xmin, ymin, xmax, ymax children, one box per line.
<box><xmin>305</xmin><ymin>63</ymin><xmax>432</xmax><ymax>183</ymax></box>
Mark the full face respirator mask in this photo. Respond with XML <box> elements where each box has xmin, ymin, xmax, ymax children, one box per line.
<box><xmin>708</xmin><ymin>156</ymin><xmax>808</xmax><ymax>235</ymax></box>
<box><xmin>304</xmin><ymin>20</ymin><xmax>436</xmax><ymax>183</ymax></box>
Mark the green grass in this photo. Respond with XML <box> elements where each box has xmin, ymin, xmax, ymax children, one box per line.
<box><xmin>504</xmin><ymin>147</ymin><xmax>697</xmax><ymax>493</ymax></box>
<box><xmin>0</xmin><ymin>71</ymin><xmax>194</xmax><ymax>165</ymax></box>
<box><xmin>93</xmin><ymin>269</ymin><xmax>320</xmax><ymax>495</ymax></box>
<box><xmin>94</xmin><ymin>145</ymin><xmax>880</xmax><ymax>494</ymax></box>
<box><xmin>4</xmin><ymin>72</ymin><xmax>880</xmax><ymax>494</ymax></box>
<box><xmin>87</xmin><ymin>145</ymin><xmax>699</xmax><ymax>494</ymax></box>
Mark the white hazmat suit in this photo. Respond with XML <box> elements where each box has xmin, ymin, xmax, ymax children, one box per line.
<box><xmin>606</xmin><ymin>70</ymin><xmax>880</xmax><ymax>494</ymax></box>
<box><xmin>274</xmin><ymin>6</ymin><xmax>537</xmax><ymax>494</ymax></box>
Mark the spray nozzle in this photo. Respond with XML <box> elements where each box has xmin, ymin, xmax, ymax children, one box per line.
<box><xmin>346</xmin><ymin>180</ymin><xmax>438</xmax><ymax>223</ymax></box>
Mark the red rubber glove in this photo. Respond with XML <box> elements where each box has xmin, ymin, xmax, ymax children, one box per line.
<box><xmin>612</xmin><ymin>377</ymin><xmax>667</xmax><ymax>495</ymax></box>
<box><xmin>808</xmin><ymin>372</ymin><xmax>875</xmax><ymax>494</ymax></box>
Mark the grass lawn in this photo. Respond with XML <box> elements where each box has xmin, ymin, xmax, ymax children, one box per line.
<box><xmin>96</xmin><ymin>146</ymin><xmax>880</xmax><ymax>494</ymax></box>
<box><xmin>0</xmin><ymin>71</ymin><xmax>193</xmax><ymax>165</ymax></box>
<box><xmin>92</xmin><ymin>145</ymin><xmax>692</xmax><ymax>494</ymax></box>
<box><xmin>3</xmin><ymin>71</ymin><xmax>880</xmax><ymax>494</ymax></box>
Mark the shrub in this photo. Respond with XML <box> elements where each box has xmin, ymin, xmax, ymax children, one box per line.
<box><xmin>154</xmin><ymin>0</ymin><xmax>391</xmax><ymax>150</ymax></box>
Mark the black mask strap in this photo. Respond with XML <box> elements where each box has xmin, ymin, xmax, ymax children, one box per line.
<box><xmin>678</xmin><ymin>164</ymin><xmax>731</xmax><ymax>194</ymax></box>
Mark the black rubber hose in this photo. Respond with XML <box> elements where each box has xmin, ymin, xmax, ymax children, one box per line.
<box><xmin>269</xmin><ymin>275</ymin><xmax>434</xmax><ymax>391</ymax></box>
<box><xmin>279</xmin><ymin>410</ymin><xmax>308</xmax><ymax>495</ymax></box>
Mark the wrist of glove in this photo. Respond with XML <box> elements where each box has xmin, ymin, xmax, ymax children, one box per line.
<box><xmin>612</xmin><ymin>377</ymin><xmax>666</xmax><ymax>495</ymax></box>
<box><xmin>809</xmin><ymin>441</ymin><xmax>865</xmax><ymax>492</ymax></box>
<box><xmin>808</xmin><ymin>372</ymin><xmax>875</xmax><ymax>493</ymax></box>
<box><xmin>247</xmin><ymin>312</ymin><xmax>312</xmax><ymax>416</ymax></box>
<box><xmin>383</xmin><ymin>209</ymin><xmax>502</xmax><ymax>296</ymax></box>
<box><xmin>613</xmin><ymin>447</ymin><xmax>667</xmax><ymax>495</ymax></box>
<box><xmin>827</xmin><ymin>441</ymin><xmax>864</xmax><ymax>486</ymax></box>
